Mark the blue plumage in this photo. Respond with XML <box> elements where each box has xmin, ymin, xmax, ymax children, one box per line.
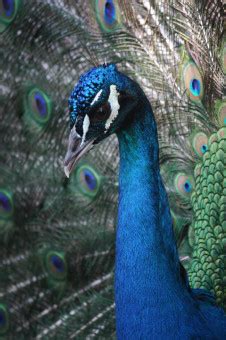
<box><xmin>68</xmin><ymin>64</ymin><xmax>116</xmax><ymax>128</ymax></box>
<box><xmin>65</xmin><ymin>64</ymin><xmax>226</xmax><ymax>339</ymax></box>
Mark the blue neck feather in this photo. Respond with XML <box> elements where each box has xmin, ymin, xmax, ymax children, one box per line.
<box><xmin>115</xmin><ymin>95</ymin><xmax>224</xmax><ymax>339</ymax></box>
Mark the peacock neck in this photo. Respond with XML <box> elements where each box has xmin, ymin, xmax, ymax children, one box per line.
<box><xmin>117</xmin><ymin>98</ymin><xmax>164</xmax><ymax>251</ymax></box>
<box><xmin>115</xmin><ymin>97</ymin><xmax>186</xmax><ymax>338</ymax></box>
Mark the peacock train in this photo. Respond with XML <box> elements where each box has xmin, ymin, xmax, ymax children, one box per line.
<box><xmin>0</xmin><ymin>0</ymin><xmax>225</xmax><ymax>338</ymax></box>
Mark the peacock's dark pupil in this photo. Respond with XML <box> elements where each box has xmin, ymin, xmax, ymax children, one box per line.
<box><xmin>50</xmin><ymin>255</ymin><xmax>64</xmax><ymax>273</ymax></box>
<box><xmin>201</xmin><ymin>144</ymin><xmax>207</xmax><ymax>153</ymax></box>
<box><xmin>184</xmin><ymin>181</ymin><xmax>191</xmax><ymax>192</ymax></box>
<box><xmin>0</xmin><ymin>193</ymin><xmax>11</xmax><ymax>212</ymax></box>
<box><xmin>191</xmin><ymin>78</ymin><xmax>200</xmax><ymax>96</ymax></box>
<box><xmin>104</xmin><ymin>0</ymin><xmax>116</xmax><ymax>25</ymax></box>
<box><xmin>0</xmin><ymin>312</ymin><xmax>5</xmax><ymax>326</ymax></box>
<box><xmin>98</xmin><ymin>109</ymin><xmax>106</xmax><ymax>117</ymax></box>
<box><xmin>3</xmin><ymin>0</ymin><xmax>14</xmax><ymax>17</ymax></box>
<box><xmin>84</xmin><ymin>170</ymin><xmax>97</xmax><ymax>191</ymax></box>
<box><xmin>35</xmin><ymin>93</ymin><xmax>47</xmax><ymax>117</ymax></box>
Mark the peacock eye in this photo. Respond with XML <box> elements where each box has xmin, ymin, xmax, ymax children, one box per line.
<box><xmin>95</xmin><ymin>0</ymin><xmax>122</xmax><ymax>33</ymax></box>
<box><xmin>174</xmin><ymin>173</ymin><xmax>194</xmax><ymax>197</ymax></box>
<box><xmin>45</xmin><ymin>251</ymin><xmax>67</xmax><ymax>280</ymax></box>
<box><xmin>118</xmin><ymin>91</ymin><xmax>131</xmax><ymax>106</ymax></box>
<box><xmin>91</xmin><ymin>102</ymin><xmax>111</xmax><ymax>123</ymax></box>
<box><xmin>0</xmin><ymin>190</ymin><xmax>13</xmax><ymax>219</ymax></box>
<box><xmin>0</xmin><ymin>304</ymin><xmax>9</xmax><ymax>335</ymax></box>
<box><xmin>181</xmin><ymin>59</ymin><xmax>204</xmax><ymax>102</ymax></box>
<box><xmin>192</xmin><ymin>132</ymin><xmax>208</xmax><ymax>157</ymax></box>
<box><xmin>0</xmin><ymin>0</ymin><xmax>20</xmax><ymax>33</ymax></box>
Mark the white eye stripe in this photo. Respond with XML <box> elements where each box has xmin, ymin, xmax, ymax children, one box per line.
<box><xmin>105</xmin><ymin>85</ymin><xmax>120</xmax><ymax>132</ymax></box>
<box><xmin>91</xmin><ymin>89</ymin><xmax>103</xmax><ymax>106</ymax></box>
<box><xmin>79</xmin><ymin>85</ymin><xmax>119</xmax><ymax>143</ymax></box>
<box><xmin>81</xmin><ymin>114</ymin><xmax>90</xmax><ymax>145</ymax></box>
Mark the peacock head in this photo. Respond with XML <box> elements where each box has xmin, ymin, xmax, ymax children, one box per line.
<box><xmin>64</xmin><ymin>64</ymin><xmax>140</xmax><ymax>177</ymax></box>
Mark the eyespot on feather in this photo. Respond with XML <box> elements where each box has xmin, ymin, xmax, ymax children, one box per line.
<box><xmin>174</xmin><ymin>173</ymin><xmax>194</xmax><ymax>196</ymax></box>
<box><xmin>217</xmin><ymin>102</ymin><xmax>226</xmax><ymax>127</ymax></box>
<box><xmin>181</xmin><ymin>60</ymin><xmax>204</xmax><ymax>102</ymax></box>
<box><xmin>192</xmin><ymin>132</ymin><xmax>208</xmax><ymax>157</ymax></box>
<box><xmin>74</xmin><ymin>164</ymin><xmax>102</xmax><ymax>199</ymax></box>
<box><xmin>95</xmin><ymin>0</ymin><xmax>122</xmax><ymax>32</ymax></box>
<box><xmin>0</xmin><ymin>304</ymin><xmax>9</xmax><ymax>335</ymax></box>
<box><xmin>45</xmin><ymin>251</ymin><xmax>67</xmax><ymax>281</ymax></box>
<box><xmin>0</xmin><ymin>189</ymin><xmax>13</xmax><ymax>220</ymax></box>
<box><xmin>24</xmin><ymin>87</ymin><xmax>52</xmax><ymax>126</ymax></box>
<box><xmin>0</xmin><ymin>0</ymin><xmax>20</xmax><ymax>33</ymax></box>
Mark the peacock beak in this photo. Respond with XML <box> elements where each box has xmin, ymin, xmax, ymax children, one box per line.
<box><xmin>64</xmin><ymin>127</ymin><xmax>94</xmax><ymax>178</ymax></box>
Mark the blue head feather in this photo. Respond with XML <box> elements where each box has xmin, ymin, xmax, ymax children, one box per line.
<box><xmin>68</xmin><ymin>64</ymin><xmax>140</xmax><ymax>145</ymax></box>
<box><xmin>69</xmin><ymin>64</ymin><xmax>117</xmax><ymax>128</ymax></box>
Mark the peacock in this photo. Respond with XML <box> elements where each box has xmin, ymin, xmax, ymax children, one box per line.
<box><xmin>0</xmin><ymin>0</ymin><xmax>225</xmax><ymax>338</ymax></box>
